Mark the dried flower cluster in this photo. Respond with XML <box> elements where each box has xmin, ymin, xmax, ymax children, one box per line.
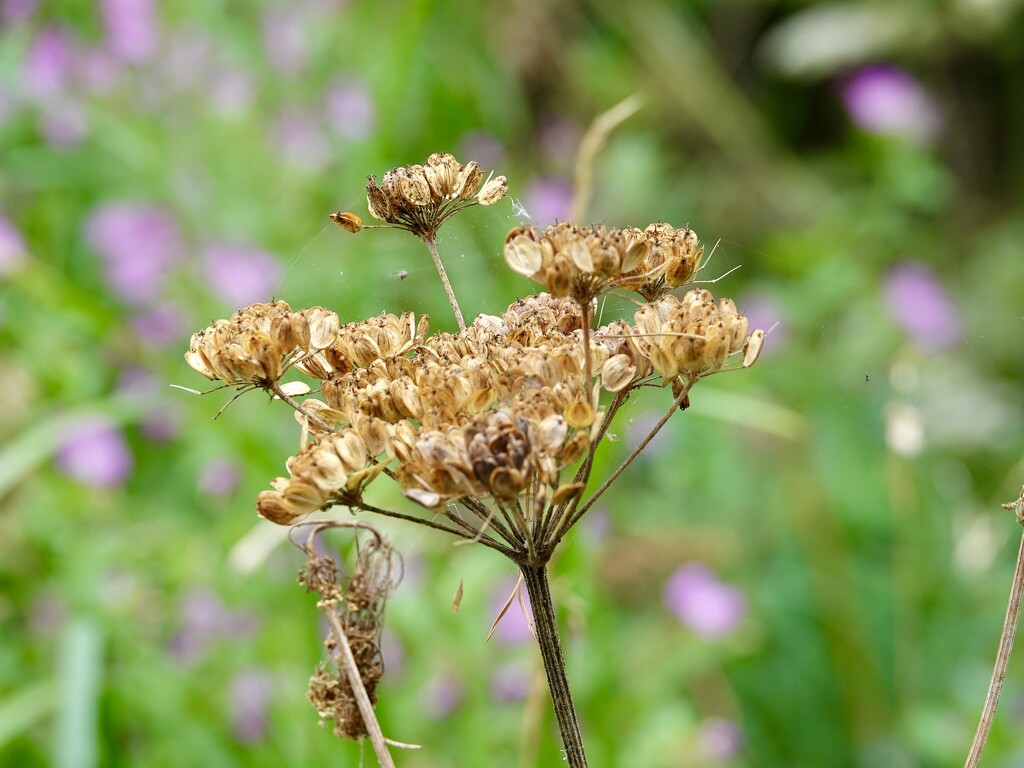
<box><xmin>185</xmin><ymin>300</ymin><xmax>339</xmax><ymax>389</ymax></box>
<box><xmin>232</xmin><ymin>286</ymin><xmax>761</xmax><ymax>541</ymax></box>
<box><xmin>503</xmin><ymin>221</ymin><xmax>704</xmax><ymax>304</ymax></box>
<box><xmin>183</xmin><ymin>151</ymin><xmax>765</xmax><ymax>765</ymax></box>
<box><xmin>362</xmin><ymin>152</ymin><xmax>508</xmax><ymax>240</ymax></box>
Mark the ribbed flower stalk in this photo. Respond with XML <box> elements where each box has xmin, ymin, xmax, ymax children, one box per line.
<box><xmin>520</xmin><ymin>563</ymin><xmax>588</xmax><ymax>768</ymax></box>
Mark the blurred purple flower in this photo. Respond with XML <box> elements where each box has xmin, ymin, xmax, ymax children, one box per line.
<box><xmin>419</xmin><ymin>673</ymin><xmax>463</xmax><ymax>719</ymax></box>
<box><xmin>230</xmin><ymin>668</ymin><xmax>274</xmax><ymax>744</ymax></box>
<box><xmin>737</xmin><ymin>291</ymin><xmax>786</xmax><ymax>356</ymax></box>
<box><xmin>101</xmin><ymin>0</ymin><xmax>159</xmax><ymax>64</ymax></box>
<box><xmin>262</xmin><ymin>8</ymin><xmax>308</xmax><ymax>75</ymax></box>
<box><xmin>457</xmin><ymin>131</ymin><xmax>505</xmax><ymax>172</ymax></box>
<box><xmin>76</xmin><ymin>48</ymin><xmax>121</xmax><ymax>94</ymax></box>
<box><xmin>580</xmin><ymin>506</ymin><xmax>611</xmax><ymax>544</ymax></box>
<box><xmin>116</xmin><ymin>365</ymin><xmax>159</xmax><ymax>396</ymax></box>
<box><xmin>210</xmin><ymin>68</ymin><xmax>256</xmax><ymax>116</ymax></box>
<box><xmin>490</xmin><ymin>661</ymin><xmax>531</xmax><ymax>702</ymax></box>
<box><xmin>141</xmin><ymin>405</ymin><xmax>180</xmax><ymax>443</ymax></box>
<box><xmin>39</xmin><ymin>98</ymin><xmax>88</xmax><ymax>148</ymax></box>
<box><xmin>29</xmin><ymin>592</ymin><xmax>66</xmax><ymax>636</ymax></box>
<box><xmin>697</xmin><ymin>717</ymin><xmax>744</xmax><ymax>760</ymax></box>
<box><xmin>379</xmin><ymin>629</ymin><xmax>406</xmax><ymax>681</ymax></box>
<box><xmin>54</xmin><ymin>416</ymin><xmax>134</xmax><ymax>489</ymax></box>
<box><xmin>197</xmin><ymin>457</ymin><xmax>242</xmax><ymax>497</ymax></box>
<box><xmin>842</xmin><ymin>65</ymin><xmax>940</xmax><ymax>143</ymax></box>
<box><xmin>664</xmin><ymin>563</ymin><xmax>746</xmax><ymax>639</ymax></box>
<box><xmin>169</xmin><ymin>587</ymin><xmax>261</xmax><ymax>663</ymax></box>
<box><xmin>272</xmin><ymin>111</ymin><xmax>330</xmax><ymax>172</ymax></box>
<box><xmin>0</xmin><ymin>216</ymin><xmax>29</xmax><ymax>277</ymax></box>
<box><xmin>161</xmin><ymin>27</ymin><xmax>213</xmax><ymax>93</ymax></box>
<box><xmin>489</xmin><ymin>578</ymin><xmax>533</xmax><ymax>645</ymax></box>
<box><xmin>325</xmin><ymin>76</ymin><xmax>376</xmax><ymax>140</ymax></box>
<box><xmin>203</xmin><ymin>244</ymin><xmax>278</xmax><ymax>307</ymax></box>
<box><xmin>522</xmin><ymin>177</ymin><xmax>572</xmax><ymax>227</ymax></box>
<box><xmin>25</xmin><ymin>26</ymin><xmax>74</xmax><ymax>95</ymax></box>
<box><xmin>883</xmin><ymin>261</ymin><xmax>961</xmax><ymax>351</ymax></box>
<box><xmin>537</xmin><ymin>116</ymin><xmax>580</xmax><ymax>165</ymax></box>
<box><xmin>2</xmin><ymin>0</ymin><xmax>36</xmax><ymax>24</ymax></box>
<box><xmin>131</xmin><ymin>303</ymin><xmax>186</xmax><ymax>347</ymax></box>
<box><xmin>86</xmin><ymin>203</ymin><xmax>182</xmax><ymax>304</ymax></box>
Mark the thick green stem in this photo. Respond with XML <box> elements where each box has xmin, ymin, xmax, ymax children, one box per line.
<box><xmin>520</xmin><ymin>564</ymin><xmax>588</xmax><ymax>768</ymax></box>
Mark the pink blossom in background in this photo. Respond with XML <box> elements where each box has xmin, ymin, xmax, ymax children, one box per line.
<box><xmin>737</xmin><ymin>291</ymin><xmax>786</xmax><ymax>356</ymax></box>
<box><xmin>76</xmin><ymin>48</ymin><xmax>122</xmax><ymax>94</ymax></box>
<box><xmin>141</xmin><ymin>405</ymin><xmax>180</xmax><ymax>443</ymax></box>
<box><xmin>262</xmin><ymin>8</ymin><xmax>308</xmax><ymax>75</ymax></box>
<box><xmin>490</xmin><ymin>660</ymin><xmax>531</xmax><ymax>702</ymax></box>
<box><xmin>229</xmin><ymin>668</ymin><xmax>274</xmax><ymax>743</ymax></box>
<box><xmin>169</xmin><ymin>587</ymin><xmax>259</xmax><ymax>664</ymax></box>
<box><xmin>883</xmin><ymin>261</ymin><xmax>961</xmax><ymax>351</ymax></box>
<box><xmin>0</xmin><ymin>216</ymin><xmax>29</xmax><ymax>277</ymax></box>
<box><xmin>101</xmin><ymin>0</ymin><xmax>159</xmax><ymax>64</ymax></box>
<box><xmin>131</xmin><ymin>303</ymin><xmax>186</xmax><ymax>347</ymax></box>
<box><xmin>697</xmin><ymin>717</ymin><xmax>744</xmax><ymax>760</ymax></box>
<box><xmin>203</xmin><ymin>244</ymin><xmax>279</xmax><ymax>307</ymax></box>
<box><xmin>25</xmin><ymin>26</ymin><xmax>74</xmax><ymax>95</ymax></box>
<box><xmin>457</xmin><ymin>131</ymin><xmax>505</xmax><ymax>171</ymax></box>
<box><xmin>54</xmin><ymin>416</ymin><xmax>134</xmax><ymax>489</ymax></box>
<box><xmin>2</xmin><ymin>0</ymin><xmax>37</xmax><ymax>24</ymax></box>
<box><xmin>664</xmin><ymin>563</ymin><xmax>746</xmax><ymax>639</ymax></box>
<box><xmin>842</xmin><ymin>65</ymin><xmax>940</xmax><ymax>143</ymax></box>
<box><xmin>39</xmin><ymin>98</ymin><xmax>88</xmax><ymax>148</ymax></box>
<box><xmin>197</xmin><ymin>457</ymin><xmax>241</xmax><ymax>497</ymax></box>
<box><xmin>379</xmin><ymin>629</ymin><xmax>406</xmax><ymax>681</ymax></box>
<box><xmin>209</xmin><ymin>67</ymin><xmax>256</xmax><ymax>116</ymax></box>
<box><xmin>537</xmin><ymin>116</ymin><xmax>581</xmax><ymax>164</ymax></box>
<box><xmin>489</xmin><ymin>578</ymin><xmax>534</xmax><ymax>645</ymax></box>
<box><xmin>522</xmin><ymin>176</ymin><xmax>572</xmax><ymax>227</ymax></box>
<box><xmin>86</xmin><ymin>203</ymin><xmax>182</xmax><ymax>304</ymax></box>
<box><xmin>272</xmin><ymin>110</ymin><xmax>330</xmax><ymax>172</ymax></box>
<box><xmin>325</xmin><ymin>76</ymin><xmax>376</xmax><ymax>140</ymax></box>
<box><xmin>116</xmin><ymin>366</ymin><xmax>159</xmax><ymax>396</ymax></box>
<box><xmin>161</xmin><ymin>27</ymin><xmax>213</xmax><ymax>92</ymax></box>
<box><xmin>419</xmin><ymin>674</ymin><xmax>463</xmax><ymax>719</ymax></box>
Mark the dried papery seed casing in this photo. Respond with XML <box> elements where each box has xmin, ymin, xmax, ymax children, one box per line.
<box><xmin>257</xmin><ymin>489</ymin><xmax>306</xmax><ymax>525</ymax></box>
<box><xmin>504</xmin><ymin>230</ymin><xmax>543</xmax><ymax>277</ymax></box>
<box><xmin>564</xmin><ymin>400</ymin><xmax>595</xmax><ymax>429</ymax></box>
<box><xmin>365</xmin><ymin>177</ymin><xmax>392</xmax><ymax>221</ymax></box>
<box><xmin>743</xmin><ymin>329</ymin><xmax>765</xmax><ymax>367</ymax></box>
<box><xmin>425</xmin><ymin>152</ymin><xmax>460</xmax><ymax>197</ymax></box>
<box><xmin>601</xmin><ymin>353</ymin><xmax>637</xmax><ymax>392</ymax></box>
<box><xmin>452</xmin><ymin>161</ymin><xmax>482</xmax><ymax>199</ymax></box>
<box><xmin>477</xmin><ymin>175</ymin><xmax>508</xmax><ymax>205</ymax></box>
<box><xmin>399</xmin><ymin>164</ymin><xmax>432</xmax><ymax>206</ymax></box>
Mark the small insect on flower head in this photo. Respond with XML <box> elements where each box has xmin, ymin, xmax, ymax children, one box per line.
<box><xmin>329</xmin><ymin>211</ymin><xmax>363</xmax><ymax>233</ymax></box>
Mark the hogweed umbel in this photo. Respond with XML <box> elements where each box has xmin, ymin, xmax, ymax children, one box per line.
<box><xmin>183</xmin><ymin>152</ymin><xmax>764</xmax><ymax>767</ymax></box>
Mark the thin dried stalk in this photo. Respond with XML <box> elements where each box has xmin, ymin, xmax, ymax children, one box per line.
<box><xmin>963</xmin><ymin>487</ymin><xmax>1024</xmax><ymax>768</ymax></box>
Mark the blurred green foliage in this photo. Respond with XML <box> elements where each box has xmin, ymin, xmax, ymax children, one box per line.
<box><xmin>2</xmin><ymin>1</ymin><xmax>1024</xmax><ymax>767</ymax></box>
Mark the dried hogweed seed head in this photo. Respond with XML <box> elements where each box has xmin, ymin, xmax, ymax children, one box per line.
<box><xmin>628</xmin><ymin>289</ymin><xmax>763</xmax><ymax>382</ymax></box>
<box><xmin>362</xmin><ymin>153</ymin><xmax>507</xmax><ymax>240</ymax></box>
<box><xmin>184</xmin><ymin>301</ymin><xmax>341</xmax><ymax>390</ymax></box>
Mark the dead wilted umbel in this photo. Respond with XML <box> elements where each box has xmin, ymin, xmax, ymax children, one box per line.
<box><xmin>183</xmin><ymin>152</ymin><xmax>764</xmax><ymax>767</ymax></box>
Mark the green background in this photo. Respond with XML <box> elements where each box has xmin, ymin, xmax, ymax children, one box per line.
<box><xmin>2</xmin><ymin>1</ymin><xmax>1024</xmax><ymax>766</ymax></box>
